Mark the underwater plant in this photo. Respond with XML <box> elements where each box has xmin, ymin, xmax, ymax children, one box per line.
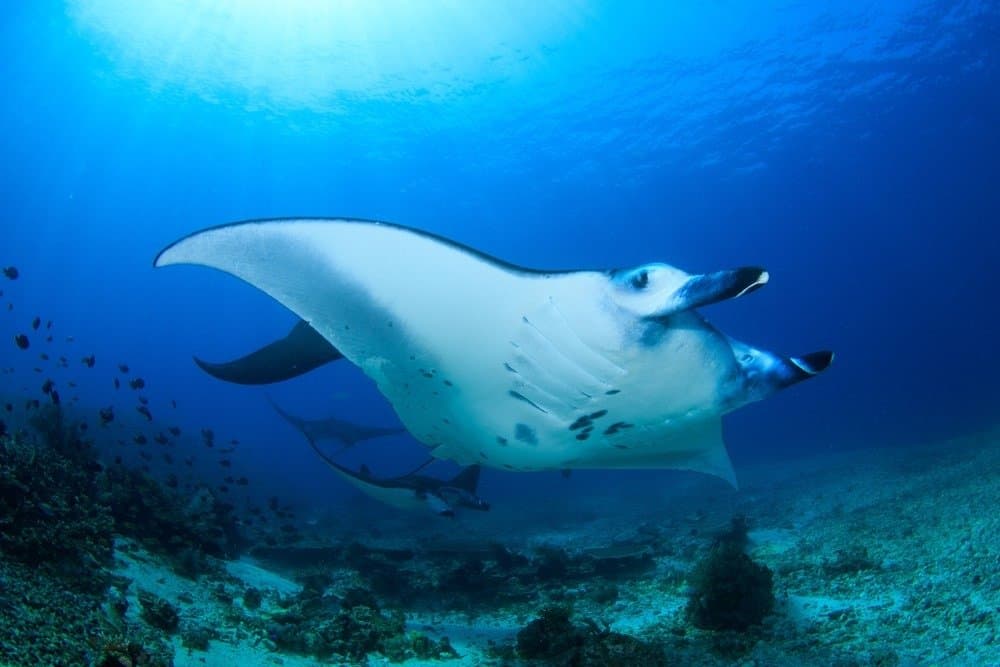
<box><xmin>685</xmin><ymin>516</ymin><xmax>775</xmax><ymax>631</ymax></box>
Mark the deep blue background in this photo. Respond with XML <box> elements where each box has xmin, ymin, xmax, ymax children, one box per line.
<box><xmin>1</xmin><ymin>1</ymin><xmax>997</xmax><ymax>511</ymax></box>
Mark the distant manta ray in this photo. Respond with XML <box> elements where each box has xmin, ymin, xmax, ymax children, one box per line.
<box><xmin>270</xmin><ymin>397</ymin><xmax>489</xmax><ymax>516</ymax></box>
<box><xmin>156</xmin><ymin>217</ymin><xmax>833</xmax><ymax>486</ymax></box>
<box><xmin>267</xmin><ymin>395</ymin><xmax>404</xmax><ymax>451</ymax></box>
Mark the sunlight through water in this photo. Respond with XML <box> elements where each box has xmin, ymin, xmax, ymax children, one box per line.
<box><xmin>68</xmin><ymin>0</ymin><xmax>586</xmax><ymax>111</ymax></box>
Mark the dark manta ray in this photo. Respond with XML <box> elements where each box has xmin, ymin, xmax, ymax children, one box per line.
<box><xmin>270</xmin><ymin>396</ymin><xmax>485</xmax><ymax>515</ymax></box>
<box><xmin>268</xmin><ymin>396</ymin><xmax>404</xmax><ymax>451</ymax></box>
<box><xmin>156</xmin><ymin>217</ymin><xmax>833</xmax><ymax>486</ymax></box>
<box><xmin>328</xmin><ymin>459</ymin><xmax>488</xmax><ymax>517</ymax></box>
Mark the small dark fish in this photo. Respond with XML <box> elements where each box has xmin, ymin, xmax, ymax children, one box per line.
<box><xmin>138</xmin><ymin>396</ymin><xmax>149</xmax><ymax>405</ymax></box>
<box><xmin>78</xmin><ymin>421</ymin><xmax>88</xmax><ymax>432</ymax></box>
<box><xmin>81</xmin><ymin>355</ymin><xmax>95</xmax><ymax>368</ymax></box>
<box><xmin>99</xmin><ymin>406</ymin><xmax>114</xmax><ymax>425</ymax></box>
<box><xmin>129</xmin><ymin>377</ymin><xmax>145</xmax><ymax>390</ymax></box>
<box><xmin>133</xmin><ymin>434</ymin><xmax>147</xmax><ymax>445</ymax></box>
<box><xmin>113</xmin><ymin>378</ymin><xmax>120</xmax><ymax>390</ymax></box>
<box><xmin>58</xmin><ymin>356</ymin><xmax>68</xmax><ymax>367</ymax></box>
<box><xmin>230</xmin><ymin>439</ymin><xmax>239</xmax><ymax>445</ymax></box>
<box><xmin>218</xmin><ymin>485</ymin><xmax>229</xmax><ymax>493</ymax></box>
<box><xmin>41</xmin><ymin>379</ymin><xmax>54</xmax><ymax>395</ymax></box>
<box><xmin>67</xmin><ymin>381</ymin><xmax>76</xmax><ymax>388</ymax></box>
<box><xmin>224</xmin><ymin>475</ymin><xmax>234</xmax><ymax>483</ymax></box>
<box><xmin>66</xmin><ymin>336</ymin><xmax>73</xmax><ymax>342</ymax></box>
<box><xmin>3</xmin><ymin>266</ymin><xmax>18</xmax><ymax>280</ymax></box>
<box><xmin>50</xmin><ymin>390</ymin><xmax>60</xmax><ymax>406</ymax></box>
<box><xmin>154</xmin><ymin>433</ymin><xmax>168</xmax><ymax>445</ymax></box>
<box><xmin>31</xmin><ymin>317</ymin><xmax>40</xmax><ymax>330</ymax></box>
<box><xmin>219</xmin><ymin>459</ymin><xmax>231</xmax><ymax>468</ymax></box>
<box><xmin>14</xmin><ymin>334</ymin><xmax>29</xmax><ymax>350</ymax></box>
<box><xmin>33</xmin><ymin>367</ymin><xmax>42</xmax><ymax>373</ymax></box>
<box><xmin>236</xmin><ymin>477</ymin><xmax>249</xmax><ymax>486</ymax></box>
<box><xmin>46</xmin><ymin>320</ymin><xmax>52</xmax><ymax>330</ymax></box>
<box><xmin>171</xmin><ymin>399</ymin><xmax>177</xmax><ymax>409</ymax></box>
<box><xmin>184</xmin><ymin>456</ymin><xmax>194</xmax><ymax>467</ymax></box>
<box><xmin>114</xmin><ymin>456</ymin><xmax>122</xmax><ymax>465</ymax></box>
<box><xmin>39</xmin><ymin>353</ymin><xmax>49</xmax><ymax>361</ymax></box>
<box><xmin>45</xmin><ymin>335</ymin><xmax>52</xmax><ymax>343</ymax></box>
<box><xmin>168</xmin><ymin>426</ymin><xmax>181</xmax><ymax>437</ymax></box>
<box><xmin>118</xmin><ymin>363</ymin><xmax>129</xmax><ymax>373</ymax></box>
<box><xmin>83</xmin><ymin>460</ymin><xmax>102</xmax><ymax>474</ymax></box>
<box><xmin>4</xmin><ymin>403</ymin><xmax>11</xmax><ymax>413</ymax></box>
<box><xmin>136</xmin><ymin>405</ymin><xmax>153</xmax><ymax>421</ymax></box>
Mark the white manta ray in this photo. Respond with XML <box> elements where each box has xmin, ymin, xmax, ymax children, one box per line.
<box><xmin>155</xmin><ymin>218</ymin><xmax>832</xmax><ymax>486</ymax></box>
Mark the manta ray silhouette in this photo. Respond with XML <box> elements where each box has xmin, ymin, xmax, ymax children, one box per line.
<box><xmin>157</xmin><ymin>217</ymin><xmax>832</xmax><ymax>485</ymax></box>
<box><xmin>271</xmin><ymin>397</ymin><xmax>488</xmax><ymax>516</ymax></box>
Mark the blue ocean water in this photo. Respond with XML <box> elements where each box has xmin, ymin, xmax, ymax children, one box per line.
<box><xmin>0</xmin><ymin>2</ymin><xmax>998</xmax><ymax>664</ymax></box>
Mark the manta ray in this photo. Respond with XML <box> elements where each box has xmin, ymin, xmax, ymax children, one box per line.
<box><xmin>156</xmin><ymin>217</ymin><xmax>832</xmax><ymax>486</ymax></box>
<box><xmin>319</xmin><ymin>459</ymin><xmax>489</xmax><ymax>517</ymax></box>
<box><xmin>267</xmin><ymin>395</ymin><xmax>404</xmax><ymax>452</ymax></box>
<box><xmin>270</xmin><ymin>396</ymin><xmax>488</xmax><ymax>516</ymax></box>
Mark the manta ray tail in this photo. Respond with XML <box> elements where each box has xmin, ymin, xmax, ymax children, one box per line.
<box><xmin>194</xmin><ymin>319</ymin><xmax>342</xmax><ymax>385</ymax></box>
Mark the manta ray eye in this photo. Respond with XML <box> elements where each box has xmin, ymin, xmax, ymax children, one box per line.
<box><xmin>630</xmin><ymin>270</ymin><xmax>649</xmax><ymax>290</ymax></box>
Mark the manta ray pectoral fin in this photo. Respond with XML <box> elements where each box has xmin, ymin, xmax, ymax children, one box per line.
<box><xmin>673</xmin><ymin>266</ymin><xmax>769</xmax><ymax>312</ymax></box>
<box><xmin>194</xmin><ymin>319</ymin><xmax>342</xmax><ymax>385</ymax></box>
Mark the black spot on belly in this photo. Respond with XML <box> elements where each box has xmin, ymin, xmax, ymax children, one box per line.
<box><xmin>603</xmin><ymin>421</ymin><xmax>635</xmax><ymax>436</ymax></box>
<box><xmin>509</xmin><ymin>390</ymin><xmax>548</xmax><ymax>414</ymax></box>
<box><xmin>515</xmin><ymin>423</ymin><xmax>538</xmax><ymax>445</ymax></box>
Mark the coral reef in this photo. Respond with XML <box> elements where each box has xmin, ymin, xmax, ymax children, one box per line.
<box><xmin>102</xmin><ymin>466</ymin><xmax>244</xmax><ymax>577</ymax></box>
<box><xmin>685</xmin><ymin>516</ymin><xmax>775</xmax><ymax>631</ymax></box>
<box><xmin>515</xmin><ymin>605</ymin><xmax>666</xmax><ymax>665</ymax></box>
<box><xmin>137</xmin><ymin>589</ymin><xmax>180</xmax><ymax>634</ymax></box>
<box><xmin>0</xmin><ymin>410</ymin><xmax>113</xmax><ymax>590</ymax></box>
<box><xmin>262</xmin><ymin>578</ymin><xmax>457</xmax><ymax>662</ymax></box>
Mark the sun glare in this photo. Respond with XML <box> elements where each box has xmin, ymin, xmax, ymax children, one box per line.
<box><xmin>68</xmin><ymin>0</ymin><xmax>584</xmax><ymax>111</ymax></box>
